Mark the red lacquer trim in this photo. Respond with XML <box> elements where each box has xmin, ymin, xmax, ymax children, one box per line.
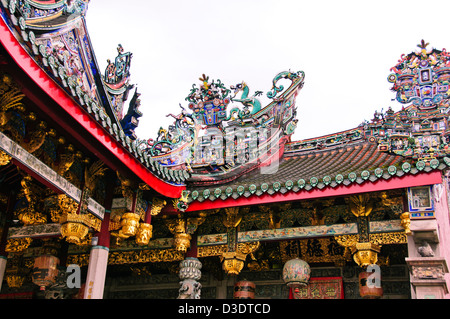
<box><xmin>167</xmin><ymin>170</ymin><xmax>443</xmax><ymax>213</ymax></box>
<box><xmin>0</xmin><ymin>15</ymin><xmax>183</xmax><ymax>198</ymax></box>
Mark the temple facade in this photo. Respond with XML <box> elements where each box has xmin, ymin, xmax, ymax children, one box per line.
<box><xmin>0</xmin><ymin>1</ymin><xmax>449</xmax><ymax>300</ymax></box>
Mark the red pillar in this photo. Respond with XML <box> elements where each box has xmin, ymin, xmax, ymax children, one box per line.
<box><xmin>83</xmin><ymin>178</ymin><xmax>114</xmax><ymax>299</ymax></box>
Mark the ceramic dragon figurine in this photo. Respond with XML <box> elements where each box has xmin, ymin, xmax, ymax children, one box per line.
<box><xmin>227</xmin><ymin>81</ymin><xmax>263</xmax><ymax>120</ymax></box>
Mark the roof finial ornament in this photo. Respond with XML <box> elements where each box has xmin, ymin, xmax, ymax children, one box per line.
<box><xmin>417</xmin><ymin>39</ymin><xmax>430</xmax><ymax>59</ymax></box>
<box><xmin>417</xmin><ymin>39</ymin><xmax>429</xmax><ymax>50</ymax></box>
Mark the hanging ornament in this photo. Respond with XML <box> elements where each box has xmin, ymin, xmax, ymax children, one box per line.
<box><xmin>32</xmin><ymin>243</ymin><xmax>60</xmax><ymax>291</ymax></box>
<box><xmin>282</xmin><ymin>258</ymin><xmax>311</xmax><ymax>290</ymax></box>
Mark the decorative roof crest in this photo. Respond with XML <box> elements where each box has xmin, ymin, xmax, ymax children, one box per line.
<box><xmin>104</xmin><ymin>44</ymin><xmax>133</xmax><ymax>86</ymax></box>
<box><xmin>185</xmin><ymin>74</ymin><xmax>232</xmax><ymax>126</ymax></box>
<box><xmin>387</xmin><ymin>40</ymin><xmax>450</xmax><ymax>110</ymax></box>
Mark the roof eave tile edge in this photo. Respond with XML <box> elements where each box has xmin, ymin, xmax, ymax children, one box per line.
<box><xmin>187</xmin><ymin>158</ymin><xmax>448</xmax><ymax>203</ymax></box>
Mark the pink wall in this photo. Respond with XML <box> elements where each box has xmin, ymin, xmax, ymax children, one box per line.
<box><xmin>432</xmin><ymin>175</ymin><xmax>450</xmax><ymax>298</ymax></box>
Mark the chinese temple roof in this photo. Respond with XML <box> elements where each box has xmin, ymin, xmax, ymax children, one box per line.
<box><xmin>0</xmin><ymin>0</ymin><xmax>188</xmax><ymax>197</ymax></box>
<box><xmin>187</xmin><ymin>138</ymin><xmax>447</xmax><ymax>204</ymax></box>
<box><xmin>2</xmin><ymin>1</ymin><xmax>450</xmax><ymax>209</ymax></box>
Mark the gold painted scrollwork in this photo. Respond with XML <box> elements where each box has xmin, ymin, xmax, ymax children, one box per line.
<box><xmin>369</xmin><ymin>232</ymin><xmax>407</xmax><ymax>245</ymax></box>
<box><xmin>0</xmin><ymin>150</ymin><xmax>11</xmax><ymax>166</ymax></box>
<box><xmin>66</xmin><ymin>254</ymin><xmax>90</xmax><ymax>267</ymax></box>
<box><xmin>238</xmin><ymin>241</ymin><xmax>260</xmax><ymax>255</ymax></box>
<box><xmin>5</xmin><ymin>238</ymin><xmax>32</xmax><ymax>253</ymax></box>
<box><xmin>150</xmin><ymin>198</ymin><xmax>166</xmax><ymax>216</ymax></box>
<box><xmin>198</xmin><ymin>245</ymin><xmax>227</xmax><ymax>257</ymax></box>
<box><xmin>334</xmin><ymin>234</ymin><xmax>360</xmax><ymax>248</ymax></box>
<box><xmin>107</xmin><ymin>248</ymin><xmax>185</xmax><ymax>265</ymax></box>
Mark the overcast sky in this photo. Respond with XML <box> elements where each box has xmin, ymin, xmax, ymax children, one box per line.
<box><xmin>85</xmin><ymin>0</ymin><xmax>450</xmax><ymax>142</ymax></box>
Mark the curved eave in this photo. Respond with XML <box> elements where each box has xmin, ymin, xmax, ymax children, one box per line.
<box><xmin>166</xmin><ymin>169</ymin><xmax>443</xmax><ymax>213</ymax></box>
<box><xmin>0</xmin><ymin>14</ymin><xmax>184</xmax><ymax>198</ymax></box>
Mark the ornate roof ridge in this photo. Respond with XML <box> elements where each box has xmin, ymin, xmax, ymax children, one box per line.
<box><xmin>187</xmin><ymin>141</ymin><xmax>448</xmax><ymax>204</ymax></box>
<box><xmin>0</xmin><ymin>1</ymin><xmax>191</xmax><ymax>187</ymax></box>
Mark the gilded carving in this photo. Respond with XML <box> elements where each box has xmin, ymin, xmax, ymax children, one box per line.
<box><xmin>351</xmin><ymin>242</ymin><xmax>381</xmax><ymax>267</ymax></box>
<box><xmin>84</xmin><ymin>160</ymin><xmax>107</xmax><ymax>192</ymax></box>
<box><xmin>221</xmin><ymin>251</ymin><xmax>247</xmax><ymax>275</ymax></box>
<box><xmin>0</xmin><ymin>150</ymin><xmax>11</xmax><ymax>166</ymax></box>
<box><xmin>119</xmin><ymin>212</ymin><xmax>140</xmax><ymax>237</ymax></box>
<box><xmin>16</xmin><ymin>175</ymin><xmax>47</xmax><ymax>225</ymax></box>
<box><xmin>66</xmin><ymin>254</ymin><xmax>90</xmax><ymax>267</ymax></box>
<box><xmin>20</xmin><ymin>121</ymin><xmax>47</xmax><ymax>154</ymax></box>
<box><xmin>369</xmin><ymin>232</ymin><xmax>407</xmax><ymax>245</ymax></box>
<box><xmin>223</xmin><ymin>207</ymin><xmax>242</xmax><ymax>228</ymax></box>
<box><xmin>6</xmin><ymin>274</ymin><xmax>26</xmax><ymax>289</ymax></box>
<box><xmin>400</xmin><ymin>212</ymin><xmax>411</xmax><ymax>235</ymax></box>
<box><xmin>59</xmin><ymin>160</ymin><xmax>106</xmax><ymax>244</ymax></box>
<box><xmin>186</xmin><ymin>215</ymin><xmax>206</xmax><ymax>234</ymax></box>
<box><xmin>348</xmin><ymin>194</ymin><xmax>373</xmax><ymax>217</ymax></box>
<box><xmin>150</xmin><ymin>198</ymin><xmax>167</xmax><ymax>216</ymax></box>
<box><xmin>82</xmin><ymin>212</ymin><xmax>102</xmax><ymax>232</ymax></box>
<box><xmin>135</xmin><ymin>223</ymin><xmax>153</xmax><ymax>245</ymax></box>
<box><xmin>166</xmin><ymin>218</ymin><xmax>191</xmax><ymax>252</ymax></box>
<box><xmin>197</xmin><ymin>242</ymin><xmax>260</xmax><ymax>259</ymax></box>
<box><xmin>116</xmin><ymin>171</ymin><xmax>134</xmax><ymax>202</ymax></box>
<box><xmin>107</xmin><ymin>248</ymin><xmax>185</xmax><ymax>264</ymax></box>
<box><xmin>5</xmin><ymin>237</ymin><xmax>32</xmax><ymax>253</ymax></box>
<box><xmin>0</xmin><ymin>74</ymin><xmax>25</xmax><ymax>128</ymax></box>
<box><xmin>59</xmin><ymin>213</ymin><xmax>89</xmax><ymax>245</ymax></box>
<box><xmin>47</xmin><ymin>194</ymin><xmax>78</xmax><ymax>223</ymax></box>
<box><xmin>335</xmin><ymin>234</ymin><xmax>360</xmax><ymax>248</ymax></box>
<box><xmin>238</xmin><ymin>241</ymin><xmax>260</xmax><ymax>255</ymax></box>
<box><xmin>197</xmin><ymin>244</ymin><xmax>227</xmax><ymax>257</ymax></box>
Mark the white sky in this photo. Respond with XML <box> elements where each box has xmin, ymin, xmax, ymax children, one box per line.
<box><xmin>85</xmin><ymin>0</ymin><xmax>450</xmax><ymax>142</ymax></box>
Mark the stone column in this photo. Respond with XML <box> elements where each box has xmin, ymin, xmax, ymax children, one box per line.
<box><xmin>405</xmin><ymin>183</ymin><xmax>450</xmax><ymax>299</ymax></box>
<box><xmin>177</xmin><ymin>257</ymin><xmax>202</xmax><ymax>299</ymax></box>
<box><xmin>406</xmin><ymin>256</ymin><xmax>448</xmax><ymax>299</ymax></box>
<box><xmin>83</xmin><ymin>242</ymin><xmax>109</xmax><ymax>299</ymax></box>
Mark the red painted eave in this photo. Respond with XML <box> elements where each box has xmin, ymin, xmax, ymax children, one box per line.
<box><xmin>166</xmin><ymin>170</ymin><xmax>443</xmax><ymax>213</ymax></box>
<box><xmin>0</xmin><ymin>16</ymin><xmax>184</xmax><ymax>198</ymax></box>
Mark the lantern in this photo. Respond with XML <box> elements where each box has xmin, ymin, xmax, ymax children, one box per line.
<box><xmin>120</xmin><ymin>212</ymin><xmax>140</xmax><ymax>237</ymax></box>
<box><xmin>32</xmin><ymin>254</ymin><xmax>60</xmax><ymax>291</ymax></box>
<box><xmin>60</xmin><ymin>213</ymin><xmax>89</xmax><ymax>244</ymax></box>
<box><xmin>359</xmin><ymin>269</ymin><xmax>383</xmax><ymax>299</ymax></box>
<box><xmin>221</xmin><ymin>251</ymin><xmax>246</xmax><ymax>275</ymax></box>
<box><xmin>234</xmin><ymin>280</ymin><xmax>255</xmax><ymax>299</ymax></box>
<box><xmin>282</xmin><ymin>258</ymin><xmax>311</xmax><ymax>290</ymax></box>
<box><xmin>351</xmin><ymin>242</ymin><xmax>380</xmax><ymax>267</ymax></box>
